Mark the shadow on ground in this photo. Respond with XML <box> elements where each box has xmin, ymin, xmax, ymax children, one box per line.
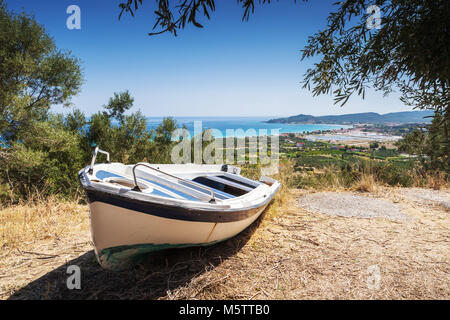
<box><xmin>8</xmin><ymin>206</ymin><xmax>270</xmax><ymax>300</ymax></box>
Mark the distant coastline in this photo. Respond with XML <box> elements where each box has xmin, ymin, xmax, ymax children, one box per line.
<box><xmin>266</xmin><ymin>110</ymin><xmax>433</xmax><ymax>125</ymax></box>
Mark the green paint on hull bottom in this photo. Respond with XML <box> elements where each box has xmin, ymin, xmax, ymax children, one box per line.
<box><xmin>97</xmin><ymin>241</ymin><xmax>222</xmax><ymax>270</ymax></box>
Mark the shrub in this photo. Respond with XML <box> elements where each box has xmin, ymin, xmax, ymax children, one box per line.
<box><xmin>0</xmin><ymin>119</ymin><xmax>85</xmax><ymax>199</ymax></box>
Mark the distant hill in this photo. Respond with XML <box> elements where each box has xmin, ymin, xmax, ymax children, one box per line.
<box><xmin>266</xmin><ymin>111</ymin><xmax>433</xmax><ymax>124</ymax></box>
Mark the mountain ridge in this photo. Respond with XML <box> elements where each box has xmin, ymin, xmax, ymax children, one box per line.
<box><xmin>266</xmin><ymin>111</ymin><xmax>433</xmax><ymax>124</ymax></box>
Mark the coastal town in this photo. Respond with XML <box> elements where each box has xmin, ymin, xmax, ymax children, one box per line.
<box><xmin>281</xmin><ymin>124</ymin><xmax>405</xmax><ymax>147</ymax></box>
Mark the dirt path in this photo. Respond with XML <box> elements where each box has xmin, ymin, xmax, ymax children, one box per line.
<box><xmin>1</xmin><ymin>187</ymin><xmax>449</xmax><ymax>300</ymax></box>
<box><xmin>297</xmin><ymin>191</ymin><xmax>411</xmax><ymax>220</ymax></box>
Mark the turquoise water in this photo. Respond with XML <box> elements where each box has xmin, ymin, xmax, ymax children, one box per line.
<box><xmin>146</xmin><ymin>116</ymin><xmax>351</xmax><ymax>138</ymax></box>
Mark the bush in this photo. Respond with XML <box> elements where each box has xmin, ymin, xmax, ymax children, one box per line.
<box><xmin>0</xmin><ymin>183</ymin><xmax>12</xmax><ymax>205</ymax></box>
<box><xmin>0</xmin><ymin>119</ymin><xmax>85</xmax><ymax>199</ymax></box>
<box><xmin>0</xmin><ymin>93</ymin><xmax>180</xmax><ymax>204</ymax></box>
<box><xmin>375</xmin><ymin>164</ymin><xmax>414</xmax><ymax>187</ymax></box>
<box><xmin>290</xmin><ymin>155</ymin><xmax>428</xmax><ymax>190</ymax></box>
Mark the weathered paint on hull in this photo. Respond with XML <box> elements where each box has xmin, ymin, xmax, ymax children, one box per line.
<box><xmin>97</xmin><ymin>241</ymin><xmax>222</xmax><ymax>270</ymax></box>
<box><xmin>88</xmin><ymin>201</ymin><xmax>267</xmax><ymax>269</ymax></box>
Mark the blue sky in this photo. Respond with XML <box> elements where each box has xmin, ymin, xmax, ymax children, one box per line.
<box><xmin>7</xmin><ymin>0</ymin><xmax>413</xmax><ymax>117</ymax></box>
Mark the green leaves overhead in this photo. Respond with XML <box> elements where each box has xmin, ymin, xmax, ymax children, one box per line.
<box><xmin>301</xmin><ymin>0</ymin><xmax>449</xmax><ymax>111</ymax></box>
<box><xmin>118</xmin><ymin>0</ymin><xmax>304</xmax><ymax>36</ymax></box>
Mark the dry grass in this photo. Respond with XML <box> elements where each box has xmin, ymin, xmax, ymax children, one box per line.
<box><xmin>412</xmin><ymin>170</ymin><xmax>449</xmax><ymax>190</ymax></box>
<box><xmin>0</xmin><ymin>197</ymin><xmax>91</xmax><ymax>297</ymax></box>
<box><xmin>1</xmin><ymin>182</ymin><xmax>449</xmax><ymax>299</ymax></box>
<box><xmin>353</xmin><ymin>174</ymin><xmax>378</xmax><ymax>193</ymax></box>
<box><xmin>0</xmin><ymin>197</ymin><xmax>89</xmax><ymax>251</ymax></box>
<box><xmin>294</xmin><ymin>165</ymin><xmax>449</xmax><ymax>193</ymax></box>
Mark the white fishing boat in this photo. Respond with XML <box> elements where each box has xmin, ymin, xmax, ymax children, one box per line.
<box><xmin>78</xmin><ymin>147</ymin><xmax>281</xmax><ymax>269</ymax></box>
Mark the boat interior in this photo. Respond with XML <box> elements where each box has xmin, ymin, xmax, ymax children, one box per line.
<box><xmin>88</xmin><ymin>163</ymin><xmax>264</xmax><ymax>203</ymax></box>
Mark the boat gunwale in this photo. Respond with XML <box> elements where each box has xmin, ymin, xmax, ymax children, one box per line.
<box><xmin>79</xmin><ymin>164</ymin><xmax>281</xmax><ymax>223</ymax></box>
<box><xmin>83</xmin><ymin>186</ymin><xmax>277</xmax><ymax>223</ymax></box>
<box><xmin>79</xmin><ymin>165</ymin><xmax>279</xmax><ymax>207</ymax></box>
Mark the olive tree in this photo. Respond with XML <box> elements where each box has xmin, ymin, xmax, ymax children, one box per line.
<box><xmin>0</xmin><ymin>1</ymin><xmax>83</xmax><ymax>141</ymax></box>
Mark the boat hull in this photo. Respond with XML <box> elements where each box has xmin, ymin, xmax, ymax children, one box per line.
<box><xmin>88</xmin><ymin>198</ymin><xmax>269</xmax><ymax>269</ymax></box>
<box><xmin>78</xmin><ymin>161</ymin><xmax>281</xmax><ymax>269</ymax></box>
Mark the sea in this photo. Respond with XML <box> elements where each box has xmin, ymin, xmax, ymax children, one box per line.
<box><xmin>0</xmin><ymin>117</ymin><xmax>351</xmax><ymax>145</ymax></box>
<box><xmin>146</xmin><ymin>116</ymin><xmax>351</xmax><ymax>138</ymax></box>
